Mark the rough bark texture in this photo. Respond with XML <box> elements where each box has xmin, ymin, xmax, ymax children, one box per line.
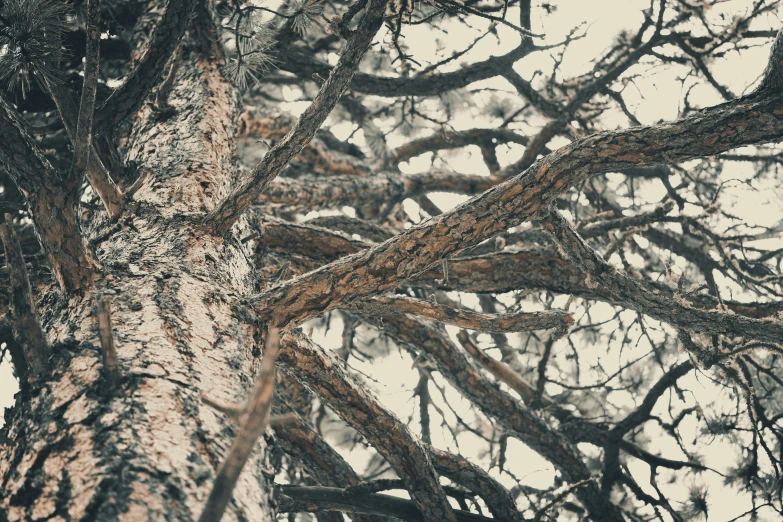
<box><xmin>0</xmin><ymin>19</ymin><xmax>277</xmax><ymax>521</ymax></box>
<box><xmin>2</xmin><ymin>3</ymin><xmax>783</xmax><ymax>522</ymax></box>
<box><xmin>252</xmin><ymin>92</ymin><xmax>783</xmax><ymax>329</ymax></box>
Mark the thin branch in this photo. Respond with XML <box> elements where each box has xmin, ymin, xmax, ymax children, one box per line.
<box><xmin>273</xmin><ymin>403</ymin><xmax>525</xmax><ymax>522</ymax></box>
<box><xmin>611</xmin><ymin>361</ymin><xmax>694</xmax><ymax>436</ymax></box>
<box><xmin>390</xmin><ymin>128</ymin><xmax>534</xmax><ymax>165</ymax></box>
<box><xmin>357</xmin><ymin>295</ymin><xmax>573</xmax><ymax>333</ymax></box>
<box><xmin>537</xmin><ymin>209</ymin><xmax>783</xmax><ymax>343</ymax></box>
<box><xmin>202</xmin><ymin>395</ymin><xmax>297</xmax><ymax>428</ymax></box>
<box><xmin>198</xmin><ymin>327</ymin><xmax>281</xmax><ymax>522</ymax></box>
<box><xmin>278</xmin><ymin>331</ymin><xmax>457</xmax><ymax>522</ymax></box>
<box><xmin>371</xmin><ymin>313</ymin><xmax>625</xmax><ymax>522</ymax></box>
<box><xmin>456</xmin><ymin>330</ymin><xmax>538</xmax><ymax>404</ymax></box>
<box><xmin>207</xmin><ymin>0</ymin><xmax>389</xmax><ymax>234</ymax></box>
<box><xmin>0</xmin><ymin>215</ymin><xmax>47</xmax><ymax>373</ymax></box>
<box><xmin>0</xmin><ymin>201</ymin><xmax>25</xmax><ymax>213</ymax></box>
<box><xmin>275</xmin><ymin>42</ymin><xmax>534</xmax><ymax>98</ymax></box>
<box><xmin>276</xmin><ymin>485</ymin><xmax>496</xmax><ymax>522</ymax></box>
<box><xmin>271</xmin><ymin>410</ymin><xmax>367</xmax><ymax>488</ymax></box>
<box><xmin>68</xmin><ymin>0</ymin><xmax>102</xmax><ymax>184</ymax></box>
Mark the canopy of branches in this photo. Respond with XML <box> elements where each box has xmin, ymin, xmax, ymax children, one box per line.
<box><xmin>1</xmin><ymin>1</ymin><xmax>783</xmax><ymax>521</ymax></box>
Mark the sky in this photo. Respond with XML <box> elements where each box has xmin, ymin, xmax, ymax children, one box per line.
<box><xmin>2</xmin><ymin>1</ymin><xmax>783</xmax><ymax>520</ymax></box>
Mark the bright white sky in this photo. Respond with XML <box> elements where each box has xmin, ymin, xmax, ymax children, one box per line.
<box><xmin>2</xmin><ymin>1</ymin><xmax>783</xmax><ymax>520</ymax></box>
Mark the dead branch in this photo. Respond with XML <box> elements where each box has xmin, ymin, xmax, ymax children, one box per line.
<box><xmin>198</xmin><ymin>327</ymin><xmax>281</xmax><ymax>522</ymax></box>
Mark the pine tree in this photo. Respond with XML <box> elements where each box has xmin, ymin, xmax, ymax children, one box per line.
<box><xmin>2</xmin><ymin>1</ymin><xmax>783</xmax><ymax>521</ymax></box>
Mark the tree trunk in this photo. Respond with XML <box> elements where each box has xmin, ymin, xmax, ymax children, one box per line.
<box><xmin>0</xmin><ymin>28</ymin><xmax>276</xmax><ymax>522</ymax></box>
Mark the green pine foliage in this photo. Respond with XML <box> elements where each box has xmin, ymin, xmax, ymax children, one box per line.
<box><xmin>0</xmin><ymin>0</ymin><xmax>71</xmax><ymax>96</ymax></box>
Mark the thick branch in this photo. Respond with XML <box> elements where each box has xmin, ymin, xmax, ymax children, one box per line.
<box><xmin>278</xmin><ymin>331</ymin><xmax>457</xmax><ymax>522</ymax></box>
<box><xmin>538</xmin><ymin>209</ymin><xmax>783</xmax><ymax>344</ymax></box>
<box><xmin>0</xmin><ymin>96</ymin><xmax>96</xmax><ymax>293</ymax></box>
<box><xmin>261</xmin><ymin>217</ymin><xmax>372</xmax><ymax>260</ymax></box>
<box><xmin>428</xmin><ymin>448</ymin><xmax>524</xmax><ymax>522</ymax></box>
<box><xmin>199</xmin><ymin>328</ymin><xmax>280</xmax><ymax>522</ymax></box>
<box><xmin>357</xmin><ymin>295</ymin><xmax>572</xmax><ymax>333</ymax></box>
<box><xmin>272</xmin><ymin>412</ymin><xmax>365</xmax><ymax>488</ymax></box>
<box><xmin>0</xmin><ymin>216</ymin><xmax>47</xmax><ymax>373</ymax></box>
<box><xmin>276</xmin><ymin>486</ymin><xmax>493</xmax><ymax>522</ymax></box>
<box><xmin>95</xmin><ymin>0</ymin><xmax>196</xmax><ymax>130</ymax></box>
<box><xmin>271</xmin><ymin>412</ymin><xmax>383</xmax><ymax>522</ymax></box>
<box><xmin>207</xmin><ymin>0</ymin><xmax>388</xmax><ymax>234</ymax></box>
<box><xmin>256</xmin><ymin>218</ymin><xmax>783</xmax><ymax>322</ymax></box>
<box><xmin>252</xmin><ymin>60</ymin><xmax>783</xmax><ymax>328</ymax></box>
<box><xmin>262</xmin><ymin>171</ymin><xmax>495</xmax><ymax>217</ymax></box>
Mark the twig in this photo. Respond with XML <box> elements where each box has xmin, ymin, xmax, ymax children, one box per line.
<box><xmin>533</xmin><ymin>478</ymin><xmax>596</xmax><ymax>522</ymax></box>
<box><xmin>202</xmin><ymin>395</ymin><xmax>243</xmax><ymax>421</ymax></box>
<box><xmin>202</xmin><ymin>395</ymin><xmax>297</xmax><ymax>428</ymax></box>
<box><xmin>198</xmin><ymin>327</ymin><xmax>280</xmax><ymax>522</ymax></box>
<box><xmin>0</xmin><ymin>201</ymin><xmax>25</xmax><ymax>213</ymax></box>
<box><xmin>95</xmin><ymin>296</ymin><xmax>120</xmax><ymax>384</ymax></box>
<box><xmin>268</xmin><ymin>412</ymin><xmax>298</xmax><ymax>428</ymax></box>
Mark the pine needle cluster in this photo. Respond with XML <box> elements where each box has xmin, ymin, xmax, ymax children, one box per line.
<box><xmin>0</xmin><ymin>0</ymin><xmax>70</xmax><ymax>96</ymax></box>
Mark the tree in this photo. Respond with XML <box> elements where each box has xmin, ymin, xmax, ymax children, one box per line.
<box><xmin>1</xmin><ymin>0</ymin><xmax>783</xmax><ymax>520</ymax></box>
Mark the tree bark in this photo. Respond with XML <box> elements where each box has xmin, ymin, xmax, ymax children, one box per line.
<box><xmin>0</xmin><ymin>28</ymin><xmax>277</xmax><ymax>521</ymax></box>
